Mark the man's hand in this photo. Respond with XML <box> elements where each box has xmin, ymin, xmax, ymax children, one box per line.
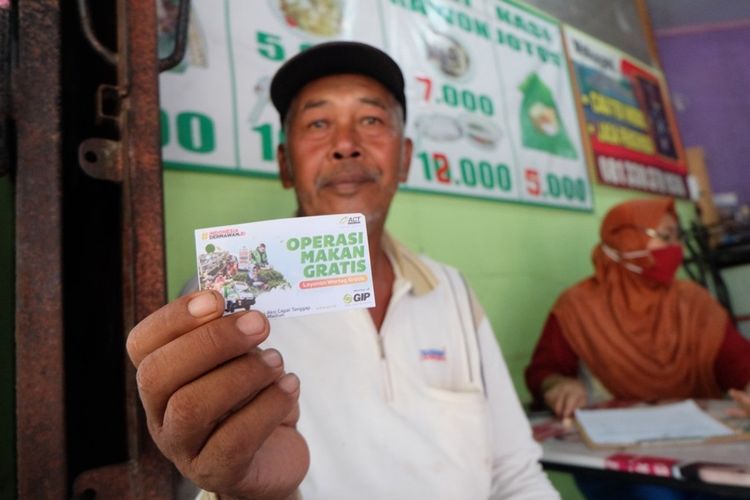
<box><xmin>126</xmin><ymin>290</ymin><xmax>309</xmax><ymax>499</ymax></box>
<box><xmin>727</xmin><ymin>387</ymin><xmax>750</xmax><ymax>418</ymax></box>
<box><xmin>541</xmin><ymin>375</ymin><xmax>587</xmax><ymax>419</ymax></box>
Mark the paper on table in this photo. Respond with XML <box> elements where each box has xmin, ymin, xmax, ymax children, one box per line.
<box><xmin>575</xmin><ymin>400</ymin><xmax>735</xmax><ymax>447</ymax></box>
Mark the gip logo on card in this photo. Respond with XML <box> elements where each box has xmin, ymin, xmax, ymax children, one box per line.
<box><xmin>344</xmin><ymin>292</ymin><xmax>371</xmax><ymax>304</ymax></box>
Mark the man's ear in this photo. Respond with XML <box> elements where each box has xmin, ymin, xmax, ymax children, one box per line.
<box><xmin>399</xmin><ymin>137</ymin><xmax>413</xmax><ymax>182</ymax></box>
<box><xmin>277</xmin><ymin>144</ymin><xmax>294</xmax><ymax>188</ymax></box>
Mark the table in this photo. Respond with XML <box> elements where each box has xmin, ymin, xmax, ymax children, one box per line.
<box><xmin>530</xmin><ymin>400</ymin><xmax>750</xmax><ymax>497</ymax></box>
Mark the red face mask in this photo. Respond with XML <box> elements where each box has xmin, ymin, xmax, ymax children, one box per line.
<box><xmin>642</xmin><ymin>245</ymin><xmax>683</xmax><ymax>285</ymax></box>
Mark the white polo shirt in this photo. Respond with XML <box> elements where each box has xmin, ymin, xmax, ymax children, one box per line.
<box><xmin>261</xmin><ymin>235</ymin><xmax>558</xmax><ymax>500</ymax></box>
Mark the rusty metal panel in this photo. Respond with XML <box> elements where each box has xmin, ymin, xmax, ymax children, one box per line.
<box><xmin>14</xmin><ymin>0</ymin><xmax>67</xmax><ymax>498</ymax></box>
<box><xmin>117</xmin><ymin>0</ymin><xmax>176</xmax><ymax>497</ymax></box>
<box><xmin>15</xmin><ymin>0</ymin><xmax>182</xmax><ymax>495</ymax></box>
<box><xmin>118</xmin><ymin>0</ymin><xmax>167</xmax><ymax>329</ymax></box>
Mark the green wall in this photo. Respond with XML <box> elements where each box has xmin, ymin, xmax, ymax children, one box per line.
<box><xmin>163</xmin><ymin>169</ymin><xmax>694</xmax><ymax>499</ymax></box>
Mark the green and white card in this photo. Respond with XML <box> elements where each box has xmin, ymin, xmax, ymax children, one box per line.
<box><xmin>195</xmin><ymin>214</ymin><xmax>375</xmax><ymax>319</ymax></box>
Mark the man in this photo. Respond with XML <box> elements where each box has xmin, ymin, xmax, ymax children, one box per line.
<box><xmin>127</xmin><ymin>42</ymin><xmax>558</xmax><ymax>499</ymax></box>
<box><xmin>250</xmin><ymin>243</ymin><xmax>269</xmax><ymax>269</ymax></box>
<box><xmin>249</xmin><ymin>243</ymin><xmax>270</xmax><ymax>286</ymax></box>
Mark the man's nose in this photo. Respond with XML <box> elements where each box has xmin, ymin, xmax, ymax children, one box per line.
<box><xmin>331</xmin><ymin>123</ymin><xmax>362</xmax><ymax>160</ymax></box>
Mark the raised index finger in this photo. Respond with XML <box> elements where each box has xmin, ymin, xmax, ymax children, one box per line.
<box><xmin>127</xmin><ymin>290</ymin><xmax>225</xmax><ymax>367</ymax></box>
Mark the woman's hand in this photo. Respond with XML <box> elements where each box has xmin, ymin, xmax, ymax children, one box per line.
<box><xmin>727</xmin><ymin>386</ymin><xmax>750</xmax><ymax>417</ymax></box>
<box><xmin>541</xmin><ymin>375</ymin><xmax>587</xmax><ymax>419</ymax></box>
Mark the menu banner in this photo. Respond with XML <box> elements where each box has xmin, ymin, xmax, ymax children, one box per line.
<box><xmin>564</xmin><ymin>26</ymin><xmax>689</xmax><ymax>198</ymax></box>
<box><xmin>159</xmin><ymin>0</ymin><xmax>592</xmax><ymax>210</ymax></box>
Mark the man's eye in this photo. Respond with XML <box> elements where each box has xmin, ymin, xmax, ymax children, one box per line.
<box><xmin>361</xmin><ymin>116</ymin><xmax>383</xmax><ymax>125</ymax></box>
<box><xmin>308</xmin><ymin>120</ymin><xmax>328</xmax><ymax>129</ymax></box>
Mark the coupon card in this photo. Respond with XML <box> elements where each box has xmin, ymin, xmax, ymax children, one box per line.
<box><xmin>194</xmin><ymin>213</ymin><xmax>375</xmax><ymax>319</ymax></box>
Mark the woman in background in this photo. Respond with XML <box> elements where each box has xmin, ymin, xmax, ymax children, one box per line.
<box><xmin>525</xmin><ymin>197</ymin><xmax>750</xmax><ymax>499</ymax></box>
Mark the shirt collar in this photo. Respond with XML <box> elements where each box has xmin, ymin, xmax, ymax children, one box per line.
<box><xmin>381</xmin><ymin>232</ymin><xmax>438</xmax><ymax>297</ymax></box>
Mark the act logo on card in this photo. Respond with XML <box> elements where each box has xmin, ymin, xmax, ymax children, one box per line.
<box><xmin>339</xmin><ymin>215</ymin><xmax>363</xmax><ymax>225</ymax></box>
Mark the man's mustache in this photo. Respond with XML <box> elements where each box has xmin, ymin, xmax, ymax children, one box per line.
<box><xmin>316</xmin><ymin>163</ymin><xmax>381</xmax><ymax>188</ymax></box>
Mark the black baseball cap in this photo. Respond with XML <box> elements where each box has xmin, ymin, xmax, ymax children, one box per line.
<box><xmin>270</xmin><ymin>41</ymin><xmax>407</xmax><ymax>123</ymax></box>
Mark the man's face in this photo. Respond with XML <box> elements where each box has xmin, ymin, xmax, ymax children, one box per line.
<box><xmin>277</xmin><ymin>74</ymin><xmax>412</xmax><ymax>227</ymax></box>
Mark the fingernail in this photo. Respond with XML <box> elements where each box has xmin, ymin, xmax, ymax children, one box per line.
<box><xmin>236</xmin><ymin>312</ymin><xmax>266</xmax><ymax>337</ymax></box>
<box><xmin>277</xmin><ymin>373</ymin><xmax>300</xmax><ymax>394</ymax></box>
<box><xmin>187</xmin><ymin>292</ymin><xmax>218</xmax><ymax>317</ymax></box>
<box><xmin>260</xmin><ymin>349</ymin><xmax>282</xmax><ymax>369</ymax></box>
